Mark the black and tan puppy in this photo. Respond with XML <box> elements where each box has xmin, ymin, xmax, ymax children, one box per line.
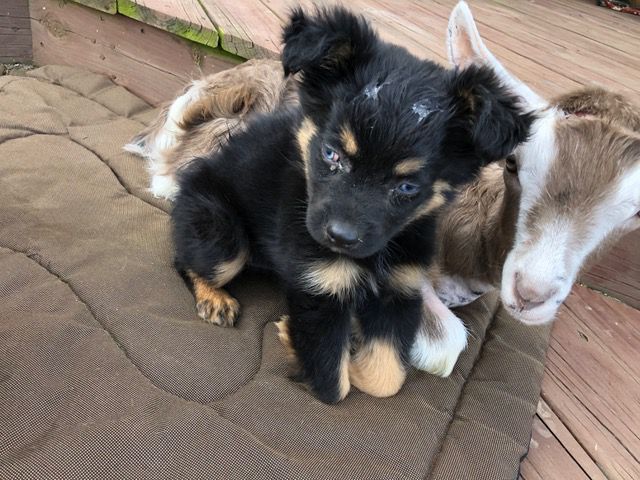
<box><xmin>172</xmin><ymin>7</ymin><xmax>532</xmax><ymax>403</ymax></box>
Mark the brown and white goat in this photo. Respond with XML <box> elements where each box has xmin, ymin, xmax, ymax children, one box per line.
<box><xmin>408</xmin><ymin>1</ymin><xmax>640</xmax><ymax>373</ymax></box>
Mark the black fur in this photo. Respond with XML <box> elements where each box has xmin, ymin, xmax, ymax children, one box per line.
<box><xmin>172</xmin><ymin>6</ymin><xmax>533</xmax><ymax>403</ymax></box>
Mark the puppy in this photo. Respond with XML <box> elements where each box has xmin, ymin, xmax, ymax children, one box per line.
<box><xmin>172</xmin><ymin>7</ymin><xmax>532</xmax><ymax>403</ymax></box>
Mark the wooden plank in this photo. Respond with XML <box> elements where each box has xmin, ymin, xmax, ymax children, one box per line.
<box><xmin>117</xmin><ymin>0</ymin><xmax>219</xmax><ymax>48</ymax></box>
<box><xmin>0</xmin><ymin>33</ymin><xmax>32</xmax><ymax>46</ymax></box>
<box><xmin>581</xmin><ymin>230</ymin><xmax>640</xmax><ymax>310</ymax></box>
<box><xmin>0</xmin><ymin>0</ymin><xmax>30</xmax><ymax>18</ymax></box>
<box><xmin>541</xmin><ymin>285</ymin><xmax>640</xmax><ymax>480</ymax></box>
<box><xmin>520</xmin><ymin>414</ymin><xmax>590</xmax><ymax>480</ymax></box>
<box><xmin>535</xmin><ymin>399</ymin><xmax>607</xmax><ymax>480</ymax></box>
<box><xmin>394</xmin><ymin>0</ymin><xmax>580</xmax><ymax>96</ymax></box>
<box><xmin>0</xmin><ymin>15</ymin><xmax>30</xmax><ymax>27</ymax></box>
<box><xmin>198</xmin><ymin>0</ymin><xmax>283</xmax><ymax>59</ymax></box>
<box><xmin>70</xmin><ymin>0</ymin><xmax>117</xmax><ymax>15</ymax></box>
<box><xmin>0</xmin><ymin>0</ymin><xmax>31</xmax><ymax>63</ymax></box>
<box><xmin>464</xmin><ymin>1</ymin><xmax>640</xmax><ymax>96</ymax></box>
<box><xmin>30</xmin><ymin>0</ymin><xmax>239</xmax><ymax>106</ymax></box>
<box><xmin>496</xmin><ymin>0</ymin><xmax>640</xmax><ymax>60</ymax></box>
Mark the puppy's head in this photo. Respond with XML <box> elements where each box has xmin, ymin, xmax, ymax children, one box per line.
<box><xmin>283</xmin><ymin>7</ymin><xmax>533</xmax><ymax>258</ymax></box>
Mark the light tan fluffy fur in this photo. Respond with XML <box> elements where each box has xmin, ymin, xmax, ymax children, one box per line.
<box><xmin>125</xmin><ymin>59</ymin><xmax>297</xmax><ymax>199</ymax></box>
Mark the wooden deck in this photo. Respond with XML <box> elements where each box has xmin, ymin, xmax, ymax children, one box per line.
<box><xmin>1</xmin><ymin>0</ymin><xmax>31</xmax><ymax>63</ymax></box>
<box><xmin>30</xmin><ymin>0</ymin><xmax>640</xmax><ymax>478</ymax></box>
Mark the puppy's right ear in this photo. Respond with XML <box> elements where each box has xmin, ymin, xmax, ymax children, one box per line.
<box><xmin>281</xmin><ymin>7</ymin><xmax>377</xmax><ymax>114</ymax></box>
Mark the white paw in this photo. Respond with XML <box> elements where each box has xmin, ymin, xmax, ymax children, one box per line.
<box><xmin>435</xmin><ymin>275</ymin><xmax>488</xmax><ymax>308</ymax></box>
<box><xmin>409</xmin><ymin>312</ymin><xmax>468</xmax><ymax>376</ymax></box>
<box><xmin>150</xmin><ymin>174</ymin><xmax>179</xmax><ymax>200</ymax></box>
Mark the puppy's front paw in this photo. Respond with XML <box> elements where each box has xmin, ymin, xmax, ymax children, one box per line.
<box><xmin>409</xmin><ymin>312</ymin><xmax>467</xmax><ymax>376</ymax></box>
<box><xmin>350</xmin><ymin>339</ymin><xmax>406</xmax><ymax>398</ymax></box>
<box><xmin>195</xmin><ymin>289</ymin><xmax>240</xmax><ymax>327</ymax></box>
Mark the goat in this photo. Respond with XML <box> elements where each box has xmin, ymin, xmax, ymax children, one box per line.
<box><xmin>409</xmin><ymin>1</ymin><xmax>640</xmax><ymax>371</ymax></box>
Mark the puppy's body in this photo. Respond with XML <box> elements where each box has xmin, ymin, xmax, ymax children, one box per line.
<box><xmin>172</xmin><ymin>7</ymin><xmax>532</xmax><ymax>403</ymax></box>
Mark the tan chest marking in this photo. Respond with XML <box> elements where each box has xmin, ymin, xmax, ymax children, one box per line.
<box><xmin>300</xmin><ymin>257</ymin><xmax>367</xmax><ymax>301</ymax></box>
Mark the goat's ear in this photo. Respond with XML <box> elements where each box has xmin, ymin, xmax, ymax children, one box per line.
<box><xmin>447</xmin><ymin>1</ymin><xmax>547</xmax><ymax>111</ymax></box>
<box><xmin>448</xmin><ymin>65</ymin><xmax>535</xmax><ymax>162</ymax></box>
<box><xmin>281</xmin><ymin>7</ymin><xmax>376</xmax><ymax>87</ymax></box>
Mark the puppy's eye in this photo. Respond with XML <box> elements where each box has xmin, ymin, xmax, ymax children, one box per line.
<box><xmin>321</xmin><ymin>145</ymin><xmax>340</xmax><ymax>168</ymax></box>
<box><xmin>396</xmin><ymin>182</ymin><xmax>420</xmax><ymax>196</ymax></box>
<box><xmin>505</xmin><ymin>154</ymin><xmax>518</xmax><ymax>173</ymax></box>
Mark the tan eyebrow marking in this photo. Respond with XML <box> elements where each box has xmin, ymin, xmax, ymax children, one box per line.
<box><xmin>340</xmin><ymin>125</ymin><xmax>358</xmax><ymax>156</ymax></box>
<box><xmin>408</xmin><ymin>180</ymin><xmax>452</xmax><ymax>222</ymax></box>
<box><xmin>296</xmin><ymin>117</ymin><xmax>318</xmax><ymax>176</ymax></box>
<box><xmin>393</xmin><ymin>158</ymin><xmax>425</xmax><ymax>176</ymax></box>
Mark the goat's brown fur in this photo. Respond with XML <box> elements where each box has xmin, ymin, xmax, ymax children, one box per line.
<box><xmin>435</xmin><ymin>162</ymin><xmax>518</xmax><ymax>285</ymax></box>
<box><xmin>166</xmin><ymin>60</ymin><xmax>297</xmax><ymax>175</ymax></box>
<box><xmin>128</xmin><ymin>59</ymin><xmax>298</xmax><ymax>193</ymax></box>
<box><xmin>436</xmin><ymin>87</ymin><xmax>640</xmax><ymax>286</ymax></box>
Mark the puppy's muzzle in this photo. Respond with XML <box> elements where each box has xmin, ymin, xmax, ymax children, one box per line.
<box><xmin>326</xmin><ymin>221</ymin><xmax>359</xmax><ymax>249</ymax></box>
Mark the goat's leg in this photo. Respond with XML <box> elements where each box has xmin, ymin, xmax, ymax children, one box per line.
<box><xmin>434</xmin><ymin>274</ymin><xmax>493</xmax><ymax>308</ymax></box>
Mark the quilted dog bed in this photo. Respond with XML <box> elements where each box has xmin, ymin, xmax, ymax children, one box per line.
<box><xmin>0</xmin><ymin>66</ymin><xmax>551</xmax><ymax>480</ymax></box>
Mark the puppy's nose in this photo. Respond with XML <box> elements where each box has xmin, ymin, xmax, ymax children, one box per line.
<box><xmin>326</xmin><ymin>221</ymin><xmax>359</xmax><ymax>248</ymax></box>
<box><xmin>513</xmin><ymin>272</ymin><xmax>559</xmax><ymax>311</ymax></box>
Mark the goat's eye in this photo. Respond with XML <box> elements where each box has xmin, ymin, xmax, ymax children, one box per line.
<box><xmin>396</xmin><ymin>182</ymin><xmax>420</xmax><ymax>196</ymax></box>
<box><xmin>505</xmin><ymin>154</ymin><xmax>518</xmax><ymax>173</ymax></box>
<box><xmin>321</xmin><ymin>145</ymin><xmax>340</xmax><ymax>168</ymax></box>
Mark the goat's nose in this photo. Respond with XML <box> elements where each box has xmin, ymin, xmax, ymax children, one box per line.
<box><xmin>326</xmin><ymin>221</ymin><xmax>359</xmax><ymax>248</ymax></box>
<box><xmin>513</xmin><ymin>272</ymin><xmax>559</xmax><ymax>311</ymax></box>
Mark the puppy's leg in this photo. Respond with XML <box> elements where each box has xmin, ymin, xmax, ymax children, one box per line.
<box><xmin>350</xmin><ymin>290</ymin><xmax>422</xmax><ymax>398</ymax></box>
<box><xmin>285</xmin><ymin>290</ymin><xmax>352</xmax><ymax>404</ymax></box>
<box><xmin>173</xmin><ymin>191</ymin><xmax>248</xmax><ymax>327</ymax></box>
<box><xmin>409</xmin><ymin>280</ymin><xmax>468</xmax><ymax>376</ymax></box>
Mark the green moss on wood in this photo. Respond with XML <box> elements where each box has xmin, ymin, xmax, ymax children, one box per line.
<box><xmin>118</xmin><ymin>0</ymin><xmax>219</xmax><ymax>48</ymax></box>
<box><xmin>216</xmin><ymin>27</ymin><xmax>278</xmax><ymax>61</ymax></box>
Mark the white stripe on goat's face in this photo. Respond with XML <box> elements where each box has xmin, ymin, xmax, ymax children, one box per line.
<box><xmin>502</xmin><ymin>116</ymin><xmax>640</xmax><ymax>325</ymax></box>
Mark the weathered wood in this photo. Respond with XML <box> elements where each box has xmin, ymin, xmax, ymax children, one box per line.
<box><xmin>0</xmin><ymin>0</ymin><xmax>31</xmax><ymax>63</ymax></box>
<box><xmin>117</xmin><ymin>0</ymin><xmax>219</xmax><ymax>48</ymax></box>
<box><xmin>70</xmin><ymin>0</ymin><xmax>117</xmax><ymax>15</ymax></box>
<box><xmin>541</xmin><ymin>285</ymin><xmax>640</xmax><ymax>479</ymax></box>
<box><xmin>30</xmin><ymin>0</ymin><xmax>240</xmax><ymax>106</ymax></box>
<box><xmin>581</xmin><ymin>230</ymin><xmax>640</xmax><ymax>310</ymax></box>
<box><xmin>460</xmin><ymin>1</ymin><xmax>639</xmax><ymax>97</ymax></box>
<box><xmin>534</xmin><ymin>399</ymin><xmax>607</xmax><ymax>480</ymax></box>
<box><xmin>520</xmin><ymin>414</ymin><xmax>590</xmax><ymax>480</ymax></box>
<box><xmin>198</xmin><ymin>0</ymin><xmax>283</xmax><ymax>59</ymax></box>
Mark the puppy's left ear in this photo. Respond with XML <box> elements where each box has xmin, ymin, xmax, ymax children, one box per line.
<box><xmin>282</xmin><ymin>7</ymin><xmax>375</xmax><ymax>78</ymax></box>
<box><xmin>449</xmin><ymin>64</ymin><xmax>535</xmax><ymax>162</ymax></box>
<box><xmin>281</xmin><ymin>7</ymin><xmax>377</xmax><ymax>118</ymax></box>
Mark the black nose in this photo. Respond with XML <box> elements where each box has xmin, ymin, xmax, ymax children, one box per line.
<box><xmin>326</xmin><ymin>221</ymin><xmax>359</xmax><ymax>248</ymax></box>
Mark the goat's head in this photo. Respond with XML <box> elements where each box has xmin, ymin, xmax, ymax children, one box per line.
<box><xmin>448</xmin><ymin>1</ymin><xmax>640</xmax><ymax>325</ymax></box>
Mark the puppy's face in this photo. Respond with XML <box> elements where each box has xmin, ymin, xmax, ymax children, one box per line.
<box><xmin>283</xmin><ymin>7</ymin><xmax>533</xmax><ymax>258</ymax></box>
<box><xmin>299</xmin><ymin>83</ymin><xmax>452</xmax><ymax>258</ymax></box>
